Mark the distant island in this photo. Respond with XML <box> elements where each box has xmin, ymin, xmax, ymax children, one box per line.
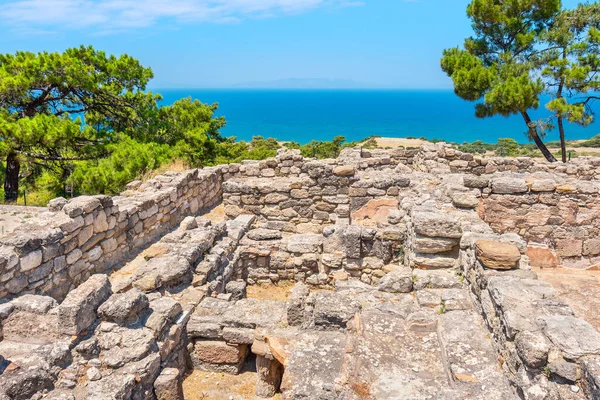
<box><xmin>229</xmin><ymin>78</ymin><xmax>379</xmax><ymax>89</ymax></box>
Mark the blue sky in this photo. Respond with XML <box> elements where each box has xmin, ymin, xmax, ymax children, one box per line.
<box><xmin>0</xmin><ymin>0</ymin><xmax>584</xmax><ymax>88</ymax></box>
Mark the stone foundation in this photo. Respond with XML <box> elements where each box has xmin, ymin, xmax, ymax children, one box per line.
<box><xmin>1</xmin><ymin>144</ymin><xmax>600</xmax><ymax>399</ymax></box>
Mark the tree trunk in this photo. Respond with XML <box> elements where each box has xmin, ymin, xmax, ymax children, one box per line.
<box><xmin>558</xmin><ymin>116</ymin><xmax>567</xmax><ymax>163</ymax></box>
<box><xmin>4</xmin><ymin>152</ymin><xmax>20</xmax><ymax>203</ymax></box>
<box><xmin>520</xmin><ymin>111</ymin><xmax>557</xmax><ymax>163</ymax></box>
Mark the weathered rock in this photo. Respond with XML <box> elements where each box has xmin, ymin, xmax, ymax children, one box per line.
<box><xmin>256</xmin><ymin>355</ymin><xmax>284</xmax><ymax>398</ymax></box>
<box><xmin>144</xmin><ymin>297</ymin><xmax>183</xmax><ymax>338</ymax></box>
<box><xmin>491</xmin><ymin>177</ymin><xmax>528</xmax><ymax>194</ymax></box>
<box><xmin>451</xmin><ymin>193</ymin><xmax>479</xmax><ymax>209</ymax></box>
<box><xmin>287</xmin><ymin>234</ymin><xmax>323</xmax><ymax>254</ymax></box>
<box><xmin>463</xmin><ymin>175</ymin><xmax>490</xmax><ymax>188</ymax></box>
<box><xmin>191</xmin><ymin>341</ymin><xmax>248</xmax><ymax>373</ymax></box>
<box><xmin>98</xmin><ymin>289</ymin><xmax>149</xmax><ymax>325</ymax></box>
<box><xmin>308</xmin><ymin>292</ymin><xmax>361</xmax><ymax>330</ymax></box>
<box><xmin>413</xmin><ymin>236</ymin><xmax>459</xmax><ymax>254</ymax></box>
<box><xmin>57</xmin><ymin>274</ymin><xmax>112</xmax><ymax>335</ymax></box>
<box><xmin>515</xmin><ymin>330</ymin><xmax>550</xmax><ymax>368</ymax></box>
<box><xmin>333</xmin><ymin>165</ymin><xmax>355</xmax><ymax>177</ymax></box>
<box><xmin>225</xmin><ymin>280</ymin><xmax>247</xmax><ymax>301</ymax></box>
<box><xmin>154</xmin><ymin>368</ymin><xmax>184</xmax><ymax>400</ymax></box>
<box><xmin>538</xmin><ymin>316</ymin><xmax>600</xmax><ymax>360</ymax></box>
<box><xmin>526</xmin><ymin>245</ymin><xmax>559</xmax><ymax>269</ymax></box>
<box><xmin>475</xmin><ymin>240</ymin><xmax>521</xmax><ymax>270</ymax></box>
<box><xmin>342</xmin><ymin>225</ymin><xmax>362</xmax><ymax>259</ymax></box>
<box><xmin>581</xmin><ymin>356</ymin><xmax>600</xmax><ymax>399</ymax></box>
<box><xmin>412</xmin><ymin>211</ymin><xmax>462</xmax><ymax>239</ymax></box>
<box><xmin>48</xmin><ymin>197</ymin><xmax>68</xmax><ymax>212</ymax></box>
<box><xmin>247</xmin><ymin>229</ymin><xmax>283</xmax><ymax>241</ymax></box>
<box><xmin>0</xmin><ymin>365</ymin><xmax>54</xmax><ymax>399</ymax></box>
<box><xmin>87</xmin><ymin>373</ymin><xmax>136</xmax><ymax>400</ymax></box>
<box><xmin>287</xmin><ymin>282</ymin><xmax>310</xmax><ymax>326</ymax></box>
<box><xmin>378</xmin><ymin>267</ymin><xmax>413</xmax><ymax>293</ymax></box>
<box><xmin>10</xmin><ymin>294</ymin><xmax>57</xmax><ymax>314</ymax></box>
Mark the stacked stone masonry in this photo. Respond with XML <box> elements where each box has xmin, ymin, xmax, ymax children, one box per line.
<box><xmin>0</xmin><ymin>143</ymin><xmax>599</xmax><ymax>399</ymax></box>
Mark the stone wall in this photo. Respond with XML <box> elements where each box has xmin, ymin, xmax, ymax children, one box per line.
<box><xmin>414</xmin><ymin>142</ymin><xmax>600</xmax><ymax>179</ymax></box>
<box><xmin>470</xmin><ymin>174</ymin><xmax>600</xmax><ymax>268</ymax></box>
<box><xmin>221</xmin><ymin>149</ymin><xmax>411</xmax><ymax>230</ymax></box>
<box><xmin>0</xmin><ymin>169</ymin><xmax>222</xmax><ymax>301</ymax></box>
<box><xmin>2</xmin><ymin>144</ymin><xmax>600</xmax><ymax>301</ymax></box>
<box><xmin>460</xmin><ymin>233</ymin><xmax>600</xmax><ymax>399</ymax></box>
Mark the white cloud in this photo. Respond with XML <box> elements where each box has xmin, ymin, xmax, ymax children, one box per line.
<box><xmin>0</xmin><ymin>0</ymin><xmax>363</xmax><ymax>32</ymax></box>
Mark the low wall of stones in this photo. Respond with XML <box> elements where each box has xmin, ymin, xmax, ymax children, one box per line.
<box><xmin>0</xmin><ymin>169</ymin><xmax>222</xmax><ymax>301</ymax></box>
<box><xmin>222</xmin><ymin>151</ymin><xmax>411</xmax><ymax>231</ymax></box>
<box><xmin>466</xmin><ymin>174</ymin><xmax>600</xmax><ymax>268</ymax></box>
<box><xmin>459</xmin><ymin>233</ymin><xmax>600</xmax><ymax>399</ymax></box>
<box><xmin>232</xmin><ymin>222</ymin><xmax>403</xmax><ymax>286</ymax></box>
<box><xmin>415</xmin><ymin>142</ymin><xmax>600</xmax><ymax>179</ymax></box>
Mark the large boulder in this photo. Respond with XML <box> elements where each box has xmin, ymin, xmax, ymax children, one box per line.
<box><xmin>475</xmin><ymin>240</ymin><xmax>521</xmax><ymax>270</ymax></box>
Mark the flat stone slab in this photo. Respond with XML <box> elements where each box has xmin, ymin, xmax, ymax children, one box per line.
<box><xmin>437</xmin><ymin>310</ymin><xmax>517</xmax><ymax>399</ymax></box>
<box><xmin>339</xmin><ymin>308</ymin><xmax>449</xmax><ymax>399</ymax></box>
<box><xmin>280</xmin><ymin>330</ymin><xmax>347</xmax><ymax>399</ymax></box>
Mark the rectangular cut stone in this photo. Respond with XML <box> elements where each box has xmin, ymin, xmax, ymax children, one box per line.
<box><xmin>57</xmin><ymin>274</ymin><xmax>111</xmax><ymax>335</ymax></box>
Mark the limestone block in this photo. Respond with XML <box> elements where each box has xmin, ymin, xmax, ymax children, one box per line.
<box><xmin>475</xmin><ymin>240</ymin><xmax>520</xmax><ymax>270</ymax></box>
<box><xmin>414</xmin><ymin>236</ymin><xmax>459</xmax><ymax>254</ymax></box>
<box><xmin>154</xmin><ymin>368</ymin><xmax>184</xmax><ymax>400</ymax></box>
<box><xmin>287</xmin><ymin>234</ymin><xmax>323</xmax><ymax>254</ymax></box>
<box><xmin>491</xmin><ymin>177</ymin><xmax>528</xmax><ymax>194</ymax></box>
<box><xmin>20</xmin><ymin>249</ymin><xmax>43</xmax><ymax>272</ymax></box>
<box><xmin>412</xmin><ymin>211</ymin><xmax>462</xmax><ymax>239</ymax></box>
<box><xmin>378</xmin><ymin>267</ymin><xmax>413</xmax><ymax>293</ymax></box>
<box><xmin>333</xmin><ymin>165</ymin><xmax>355</xmax><ymax>177</ymax></box>
<box><xmin>539</xmin><ymin>316</ymin><xmax>600</xmax><ymax>360</ymax></box>
<box><xmin>58</xmin><ymin>274</ymin><xmax>112</xmax><ymax>335</ymax></box>
<box><xmin>98</xmin><ymin>289</ymin><xmax>149</xmax><ymax>325</ymax></box>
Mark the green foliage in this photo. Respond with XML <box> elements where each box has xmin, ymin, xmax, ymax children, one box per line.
<box><xmin>441</xmin><ymin>0</ymin><xmax>562</xmax><ymax>162</ymax></box>
<box><xmin>0</xmin><ymin>45</ymin><xmax>158</xmax><ymax>200</ymax></box>
<box><xmin>0</xmin><ymin>46</ymin><xmax>229</xmax><ymax>201</ymax></box>
<box><xmin>541</xmin><ymin>3</ymin><xmax>600</xmax><ymax>160</ymax></box>
<box><xmin>286</xmin><ymin>135</ymin><xmax>348</xmax><ymax>159</ymax></box>
<box><xmin>576</xmin><ymin>134</ymin><xmax>600</xmax><ymax>148</ymax></box>
<box><xmin>67</xmin><ymin>137</ymin><xmax>173</xmax><ymax>195</ymax></box>
<box><xmin>495</xmin><ymin>138</ymin><xmax>520</xmax><ymax>157</ymax></box>
<box><xmin>215</xmin><ymin>136</ymin><xmax>280</xmax><ymax>164</ymax></box>
<box><xmin>139</xmin><ymin>97</ymin><xmax>226</xmax><ymax>166</ymax></box>
<box><xmin>457</xmin><ymin>140</ymin><xmax>489</xmax><ymax>154</ymax></box>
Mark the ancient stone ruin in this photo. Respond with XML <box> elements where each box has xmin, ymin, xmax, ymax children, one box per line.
<box><xmin>0</xmin><ymin>142</ymin><xmax>599</xmax><ymax>399</ymax></box>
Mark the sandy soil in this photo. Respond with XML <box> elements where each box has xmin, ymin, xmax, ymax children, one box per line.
<box><xmin>182</xmin><ymin>357</ymin><xmax>282</xmax><ymax>400</ymax></box>
<box><xmin>202</xmin><ymin>203</ymin><xmax>228</xmax><ymax>224</ymax></box>
<box><xmin>0</xmin><ymin>206</ymin><xmax>46</xmax><ymax>236</ymax></box>
<box><xmin>534</xmin><ymin>267</ymin><xmax>600</xmax><ymax>332</ymax></box>
<box><xmin>373</xmin><ymin>137</ymin><xmax>428</xmax><ymax>148</ymax></box>
<box><xmin>246</xmin><ymin>281</ymin><xmax>295</xmax><ymax>302</ymax></box>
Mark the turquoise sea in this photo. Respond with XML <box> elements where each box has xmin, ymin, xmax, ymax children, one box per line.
<box><xmin>158</xmin><ymin>89</ymin><xmax>600</xmax><ymax>145</ymax></box>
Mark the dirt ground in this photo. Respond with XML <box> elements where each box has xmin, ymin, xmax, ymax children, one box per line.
<box><xmin>182</xmin><ymin>356</ymin><xmax>282</xmax><ymax>400</ymax></box>
<box><xmin>202</xmin><ymin>203</ymin><xmax>227</xmax><ymax>224</ymax></box>
<box><xmin>534</xmin><ymin>267</ymin><xmax>600</xmax><ymax>331</ymax></box>
<box><xmin>246</xmin><ymin>281</ymin><xmax>295</xmax><ymax>302</ymax></box>
<box><xmin>0</xmin><ymin>206</ymin><xmax>46</xmax><ymax>236</ymax></box>
<box><xmin>373</xmin><ymin>137</ymin><xmax>428</xmax><ymax>149</ymax></box>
